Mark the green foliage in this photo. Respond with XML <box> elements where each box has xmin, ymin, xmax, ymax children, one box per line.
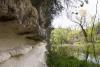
<box><xmin>48</xmin><ymin>21</ymin><xmax>100</xmax><ymax>67</ymax></box>
<box><xmin>51</xmin><ymin>28</ymin><xmax>68</xmax><ymax>45</ymax></box>
<box><xmin>47</xmin><ymin>48</ymin><xmax>100</xmax><ymax>67</ymax></box>
<box><xmin>48</xmin><ymin>27</ymin><xmax>100</xmax><ymax>67</ymax></box>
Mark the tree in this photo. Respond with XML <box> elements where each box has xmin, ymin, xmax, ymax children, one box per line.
<box><xmin>51</xmin><ymin>28</ymin><xmax>68</xmax><ymax>45</ymax></box>
<box><xmin>90</xmin><ymin>0</ymin><xmax>99</xmax><ymax>62</ymax></box>
<box><xmin>64</xmin><ymin>0</ymin><xmax>99</xmax><ymax>62</ymax></box>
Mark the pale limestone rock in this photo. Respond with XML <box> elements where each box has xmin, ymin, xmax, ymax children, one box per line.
<box><xmin>0</xmin><ymin>0</ymin><xmax>47</xmax><ymax>67</ymax></box>
<box><xmin>0</xmin><ymin>43</ymin><xmax>47</xmax><ymax>67</ymax></box>
<box><xmin>9</xmin><ymin>45</ymin><xmax>32</xmax><ymax>56</ymax></box>
<box><xmin>0</xmin><ymin>52</ymin><xmax>11</xmax><ymax>63</ymax></box>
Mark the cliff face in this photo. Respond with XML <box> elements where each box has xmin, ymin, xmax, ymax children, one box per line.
<box><xmin>0</xmin><ymin>0</ymin><xmax>47</xmax><ymax>67</ymax></box>
<box><xmin>0</xmin><ymin>0</ymin><xmax>36</xmax><ymax>21</ymax></box>
<box><xmin>0</xmin><ymin>0</ymin><xmax>46</xmax><ymax>41</ymax></box>
<box><xmin>0</xmin><ymin>0</ymin><xmax>63</xmax><ymax>66</ymax></box>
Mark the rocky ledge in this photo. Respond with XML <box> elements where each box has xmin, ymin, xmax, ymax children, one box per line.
<box><xmin>0</xmin><ymin>45</ymin><xmax>32</xmax><ymax>63</ymax></box>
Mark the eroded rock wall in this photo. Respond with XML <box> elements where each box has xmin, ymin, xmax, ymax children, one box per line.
<box><xmin>0</xmin><ymin>0</ymin><xmax>47</xmax><ymax>67</ymax></box>
<box><xmin>0</xmin><ymin>0</ymin><xmax>47</xmax><ymax>41</ymax></box>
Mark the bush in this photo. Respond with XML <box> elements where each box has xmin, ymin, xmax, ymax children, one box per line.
<box><xmin>47</xmin><ymin>47</ymin><xmax>100</xmax><ymax>67</ymax></box>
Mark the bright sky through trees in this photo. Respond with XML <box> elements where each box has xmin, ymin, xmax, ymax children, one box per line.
<box><xmin>52</xmin><ymin>0</ymin><xmax>100</xmax><ymax>29</ymax></box>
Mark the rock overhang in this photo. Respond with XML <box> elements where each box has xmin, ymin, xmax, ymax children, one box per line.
<box><xmin>0</xmin><ymin>0</ymin><xmax>47</xmax><ymax>41</ymax></box>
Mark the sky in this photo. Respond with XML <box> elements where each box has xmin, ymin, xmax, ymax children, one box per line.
<box><xmin>52</xmin><ymin>0</ymin><xmax>100</xmax><ymax>29</ymax></box>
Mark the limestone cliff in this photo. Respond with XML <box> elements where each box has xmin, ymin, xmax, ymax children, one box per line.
<box><xmin>0</xmin><ymin>0</ymin><xmax>46</xmax><ymax>41</ymax></box>
<box><xmin>0</xmin><ymin>0</ymin><xmax>47</xmax><ymax>67</ymax></box>
<box><xmin>0</xmin><ymin>0</ymin><xmax>62</xmax><ymax>67</ymax></box>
